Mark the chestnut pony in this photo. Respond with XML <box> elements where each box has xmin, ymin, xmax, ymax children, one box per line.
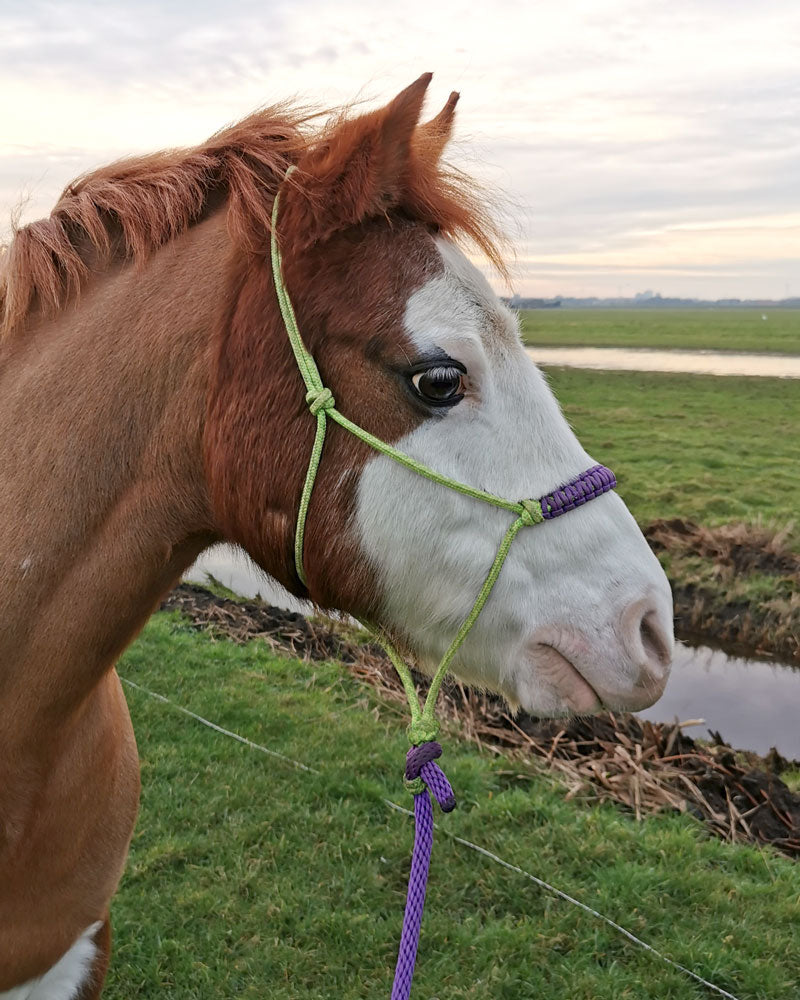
<box><xmin>0</xmin><ymin>75</ymin><xmax>673</xmax><ymax>997</ymax></box>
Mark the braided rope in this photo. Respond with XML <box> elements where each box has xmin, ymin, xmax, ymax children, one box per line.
<box><xmin>392</xmin><ymin>742</ymin><xmax>456</xmax><ymax>1000</ymax></box>
<box><xmin>539</xmin><ymin>464</ymin><xmax>616</xmax><ymax>519</ymax></box>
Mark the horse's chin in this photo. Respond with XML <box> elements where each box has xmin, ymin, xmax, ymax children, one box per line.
<box><xmin>506</xmin><ymin>631</ymin><xmax>670</xmax><ymax>719</ymax></box>
<box><xmin>519</xmin><ymin>643</ymin><xmax>603</xmax><ymax>715</ymax></box>
<box><xmin>411</xmin><ymin>644</ymin><xmax>602</xmax><ymax>719</ymax></box>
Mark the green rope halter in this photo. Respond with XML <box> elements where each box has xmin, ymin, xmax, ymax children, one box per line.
<box><xmin>271</xmin><ymin>170</ymin><xmax>546</xmax><ymax>746</ymax></box>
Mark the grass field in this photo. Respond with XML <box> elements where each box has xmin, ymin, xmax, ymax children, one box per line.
<box><xmin>543</xmin><ymin>367</ymin><xmax>799</xmax><ymax>652</ymax></box>
<box><xmin>544</xmin><ymin>368</ymin><xmax>799</xmax><ymax>540</ymax></box>
<box><xmin>103</xmin><ymin>327</ymin><xmax>800</xmax><ymax>995</ymax></box>
<box><xmin>109</xmin><ymin>613</ymin><xmax>800</xmax><ymax>999</ymax></box>
<box><xmin>519</xmin><ymin>309</ymin><xmax>800</xmax><ymax>354</ymax></box>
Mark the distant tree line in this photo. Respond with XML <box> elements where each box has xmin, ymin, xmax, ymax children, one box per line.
<box><xmin>502</xmin><ymin>293</ymin><xmax>800</xmax><ymax>310</ymax></box>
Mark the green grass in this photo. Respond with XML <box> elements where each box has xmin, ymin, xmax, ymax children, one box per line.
<box><xmin>109</xmin><ymin>612</ymin><xmax>800</xmax><ymax>999</ymax></box>
<box><xmin>519</xmin><ymin>309</ymin><xmax>800</xmax><ymax>354</ymax></box>
<box><xmin>544</xmin><ymin>368</ymin><xmax>800</xmax><ymax>545</ymax></box>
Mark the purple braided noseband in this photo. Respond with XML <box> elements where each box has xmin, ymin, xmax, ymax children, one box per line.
<box><xmin>391</xmin><ymin>742</ymin><xmax>455</xmax><ymax>1000</ymax></box>
<box><xmin>538</xmin><ymin>464</ymin><xmax>616</xmax><ymax>519</ymax></box>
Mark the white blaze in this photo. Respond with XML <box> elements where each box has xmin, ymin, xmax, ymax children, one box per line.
<box><xmin>355</xmin><ymin>238</ymin><xmax>672</xmax><ymax>716</ymax></box>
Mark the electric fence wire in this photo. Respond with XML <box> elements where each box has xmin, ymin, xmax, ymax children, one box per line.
<box><xmin>120</xmin><ymin>676</ymin><xmax>742</xmax><ymax>1000</ymax></box>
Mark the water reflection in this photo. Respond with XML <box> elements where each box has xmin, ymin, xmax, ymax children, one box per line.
<box><xmin>638</xmin><ymin>642</ymin><xmax>800</xmax><ymax>759</ymax></box>
<box><xmin>185</xmin><ymin>545</ymin><xmax>800</xmax><ymax>759</ymax></box>
<box><xmin>185</xmin><ymin>544</ymin><xmax>311</xmax><ymax>613</ymax></box>
<box><xmin>527</xmin><ymin>346</ymin><xmax>800</xmax><ymax>378</ymax></box>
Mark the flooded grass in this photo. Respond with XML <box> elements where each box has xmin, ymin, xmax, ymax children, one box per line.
<box><xmin>526</xmin><ymin>345</ymin><xmax>800</xmax><ymax>377</ymax></box>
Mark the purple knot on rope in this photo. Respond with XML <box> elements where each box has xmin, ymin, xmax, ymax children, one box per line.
<box><xmin>404</xmin><ymin>741</ymin><xmax>456</xmax><ymax>813</ymax></box>
<box><xmin>391</xmin><ymin>742</ymin><xmax>455</xmax><ymax>1000</ymax></box>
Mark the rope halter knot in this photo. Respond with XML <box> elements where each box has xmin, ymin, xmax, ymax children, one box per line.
<box><xmin>306</xmin><ymin>387</ymin><xmax>335</xmax><ymax>415</ymax></box>
<box><xmin>403</xmin><ymin>741</ymin><xmax>456</xmax><ymax>811</ymax></box>
<box><xmin>518</xmin><ymin>498</ymin><xmax>545</xmax><ymax>527</ymax></box>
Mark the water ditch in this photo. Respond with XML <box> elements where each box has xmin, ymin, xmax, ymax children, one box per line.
<box><xmin>637</xmin><ymin>641</ymin><xmax>800</xmax><ymax>759</ymax></box>
<box><xmin>525</xmin><ymin>346</ymin><xmax>800</xmax><ymax>377</ymax></box>
<box><xmin>186</xmin><ymin>544</ymin><xmax>799</xmax><ymax>760</ymax></box>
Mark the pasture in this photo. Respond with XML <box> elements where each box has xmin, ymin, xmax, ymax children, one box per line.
<box><xmin>546</xmin><ymin>367</ymin><xmax>799</xmax><ymax>659</ymax></box>
<box><xmin>519</xmin><ymin>308</ymin><xmax>800</xmax><ymax>355</ymax></box>
<box><xmin>111</xmin><ymin>613</ymin><xmax>800</xmax><ymax>999</ymax></box>
<box><xmin>544</xmin><ymin>367</ymin><xmax>799</xmax><ymax>541</ymax></box>
<box><xmin>105</xmin><ymin>334</ymin><xmax>800</xmax><ymax>997</ymax></box>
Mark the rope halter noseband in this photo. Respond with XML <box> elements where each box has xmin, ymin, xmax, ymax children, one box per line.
<box><xmin>270</xmin><ymin>168</ymin><xmax>616</xmax><ymax>1000</ymax></box>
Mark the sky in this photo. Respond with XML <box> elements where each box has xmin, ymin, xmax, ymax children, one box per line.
<box><xmin>1</xmin><ymin>0</ymin><xmax>799</xmax><ymax>299</ymax></box>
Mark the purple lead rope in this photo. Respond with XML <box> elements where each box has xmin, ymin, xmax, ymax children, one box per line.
<box><xmin>386</xmin><ymin>467</ymin><xmax>615</xmax><ymax>997</ymax></box>
<box><xmin>391</xmin><ymin>742</ymin><xmax>456</xmax><ymax>1000</ymax></box>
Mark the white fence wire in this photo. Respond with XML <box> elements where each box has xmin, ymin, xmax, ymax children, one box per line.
<box><xmin>121</xmin><ymin>676</ymin><xmax>741</xmax><ymax>1000</ymax></box>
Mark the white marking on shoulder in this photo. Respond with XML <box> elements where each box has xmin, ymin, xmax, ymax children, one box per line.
<box><xmin>1</xmin><ymin>922</ymin><xmax>101</xmax><ymax>1000</ymax></box>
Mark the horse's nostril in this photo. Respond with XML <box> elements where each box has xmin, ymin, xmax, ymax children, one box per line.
<box><xmin>619</xmin><ymin>598</ymin><xmax>674</xmax><ymax>688</ymax></box>
<box><xmin>640</xmin><ymin>609</ymin><xmax>672</xmax><ymax>668</ymax></box>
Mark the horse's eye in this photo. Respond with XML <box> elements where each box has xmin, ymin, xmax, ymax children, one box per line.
<box><xmin>410</xmin><ymin>365</ymin><xmax>465</xmax><ymax>406</ymax></box>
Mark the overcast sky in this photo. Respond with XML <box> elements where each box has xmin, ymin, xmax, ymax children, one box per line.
<box><xmin>2</xmin><ymin>0</ymin><xmax>798</xmax><ymax>299</ymax></box>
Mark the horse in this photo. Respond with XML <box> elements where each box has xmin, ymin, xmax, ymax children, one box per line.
<box><xmin>0</xmin><ymin>74</ymin><xmax>673</xmax><ymax>998</ymax></box>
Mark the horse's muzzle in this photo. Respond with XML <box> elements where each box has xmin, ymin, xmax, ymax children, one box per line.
<box><xmin>526</xmin><ymin>592</ymin><xmax>674</xmax><ymax>714</ymax></box>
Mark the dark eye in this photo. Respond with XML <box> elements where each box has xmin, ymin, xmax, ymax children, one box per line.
<box><xmin>410</xmin><ymin>365</ymin><xmax>465</xmax><ymax>406</ymax></box>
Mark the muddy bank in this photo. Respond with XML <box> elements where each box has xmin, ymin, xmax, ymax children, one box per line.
<box><xmin>644</xmin><ymin>518</ymin><xmax>799</xmax><ymax>663</ymax></box>
<box><xmin>161</xmin><ymin>583</ymin><xmax>800</xmax><ymax>858</ymax></box>
<box><xmin>184</xmin><ymin>518</ymin><xmax>799</xmax><ymax>663</ymax></box>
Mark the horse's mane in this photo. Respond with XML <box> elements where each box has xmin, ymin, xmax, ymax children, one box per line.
<box><xmin>0</xmin><ymin>101</ymin><xmax>505</xmax><ymax>337</ymax></box>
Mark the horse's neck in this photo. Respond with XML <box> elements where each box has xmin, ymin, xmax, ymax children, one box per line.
<box><xmin>0</xmin><ymin>212</ymin><xmax>234</xmax><ymax>737</ymax></box>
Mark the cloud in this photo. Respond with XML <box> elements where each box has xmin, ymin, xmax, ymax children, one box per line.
<box><xmin>1</xmin><ymin>0</ymin><xmax>799</xmax><ymax>297</ymax></box>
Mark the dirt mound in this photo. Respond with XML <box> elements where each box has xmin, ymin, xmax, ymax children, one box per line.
<box><xmin>644</xmin><ymin>518</ymin><xmax>800</xmax><ymax>663</ymax></box>
<box><xmin>161</xmin><ymin>583</ymin><xmax>800</xmax><ymax>859</ymax></box>
<box><xmin>645</xmin><ymin>517</ymin><xmax>799</xmax><ymax>577</ymax></box>
<box><xmin>162</xmin><ymin>583</ymin><xmax>356</xmax><ymax>663</ymax></box>
<box><xmin>508</xmin><ymin>714</ymin><xmax>800</xmax><ymax>855</ymax></box>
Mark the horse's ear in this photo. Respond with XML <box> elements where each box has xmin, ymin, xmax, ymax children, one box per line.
<box><xmin>414</xmin><ymin>91</ymin><xmax>459</xmax><ymax>164</ymax></box>
<box><xmin>282</xmin><ymin>74</ymin><xmax>433</xmax><ymax>248</ymax></box>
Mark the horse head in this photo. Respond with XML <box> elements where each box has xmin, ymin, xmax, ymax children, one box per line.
<box><xmin>206</xmin><ymin>74</ymin><xmax>673</xmax><ymax>718</ymax></box>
